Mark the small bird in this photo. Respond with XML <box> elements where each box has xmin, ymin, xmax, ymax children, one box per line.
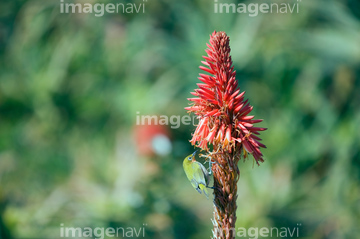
<box><xmin>183</xmin><ymin>150</ymin><xmax>211</xmax><ymax>199</ymax></box>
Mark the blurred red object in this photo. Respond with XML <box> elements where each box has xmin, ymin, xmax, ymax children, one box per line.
<box><xmin>133</xmin><ymin>123</ymin><xmax>172</xmax><ymax>157</ymax></box>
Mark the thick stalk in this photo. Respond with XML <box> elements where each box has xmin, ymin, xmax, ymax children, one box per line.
<box><xmin>211</xmin><ymin>151</ymin><xmax>240</xmax><ymax>239</ymax></box>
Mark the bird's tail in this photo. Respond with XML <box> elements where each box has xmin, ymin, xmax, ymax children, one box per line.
<box><xmin>199</xmin><ymin>184</ymin><xmax>209</xmax><ymax>199</ymax></box>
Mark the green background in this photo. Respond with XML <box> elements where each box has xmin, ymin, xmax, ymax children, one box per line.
<box><xmin>0</xmin><ymin>0</ymin><xmax>359</xmax><ymax>238</ymax></box>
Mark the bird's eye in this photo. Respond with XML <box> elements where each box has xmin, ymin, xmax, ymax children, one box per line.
<box><xmin>188</xmin><ymin>156</ymin><xmax>192</xmax><ymax>161</ymax></box>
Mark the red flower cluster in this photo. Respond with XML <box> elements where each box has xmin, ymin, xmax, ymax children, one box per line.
<box><xmin>185</xmin><ymin>31</ymin><xmax>266</xmax><ymax>165</ymax></box>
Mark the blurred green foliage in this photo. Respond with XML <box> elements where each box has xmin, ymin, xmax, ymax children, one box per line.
<box><xmin>0</xmin><ymin>0</ymin><xmax>360</xmax><ymax>238</ymax></box>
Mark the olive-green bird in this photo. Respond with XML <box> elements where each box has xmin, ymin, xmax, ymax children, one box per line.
<box><xmin>183</xmin><ymin>150</ymin><xmax>211</xmax><ymax>199</ymax></box>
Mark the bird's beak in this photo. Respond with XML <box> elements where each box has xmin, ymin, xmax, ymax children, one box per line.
<box><xmin>192</xmin><ymin>150</ymin><xmax>198</xmax><ymax>157</ymax></box>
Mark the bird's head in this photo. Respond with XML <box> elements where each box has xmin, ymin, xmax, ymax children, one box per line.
<box><xmin>187</xmin><ymin>150</ymin><xmax>198</xmax><ymax>161</ymax></box>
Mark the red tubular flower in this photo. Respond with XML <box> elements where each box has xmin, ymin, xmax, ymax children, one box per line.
<box><xmin>185</xmin><ymin>31</ymin><xmax>267</xmax><ymax>239</ymax></box>
<box><xmin>185</xmin><ymin>31</ymin><xmax>266</xmax><ymax>164</ymax></box>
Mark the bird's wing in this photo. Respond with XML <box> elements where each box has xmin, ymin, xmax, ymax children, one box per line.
<box><xmin>198</xmin><ymin>162</ymin><xmax>210</xmax><ymax>183</ymax></box>
<box><xmin>191</xmin><ymin>162</ymin><xmax>209</xmax><ymax>186</ymax></box>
